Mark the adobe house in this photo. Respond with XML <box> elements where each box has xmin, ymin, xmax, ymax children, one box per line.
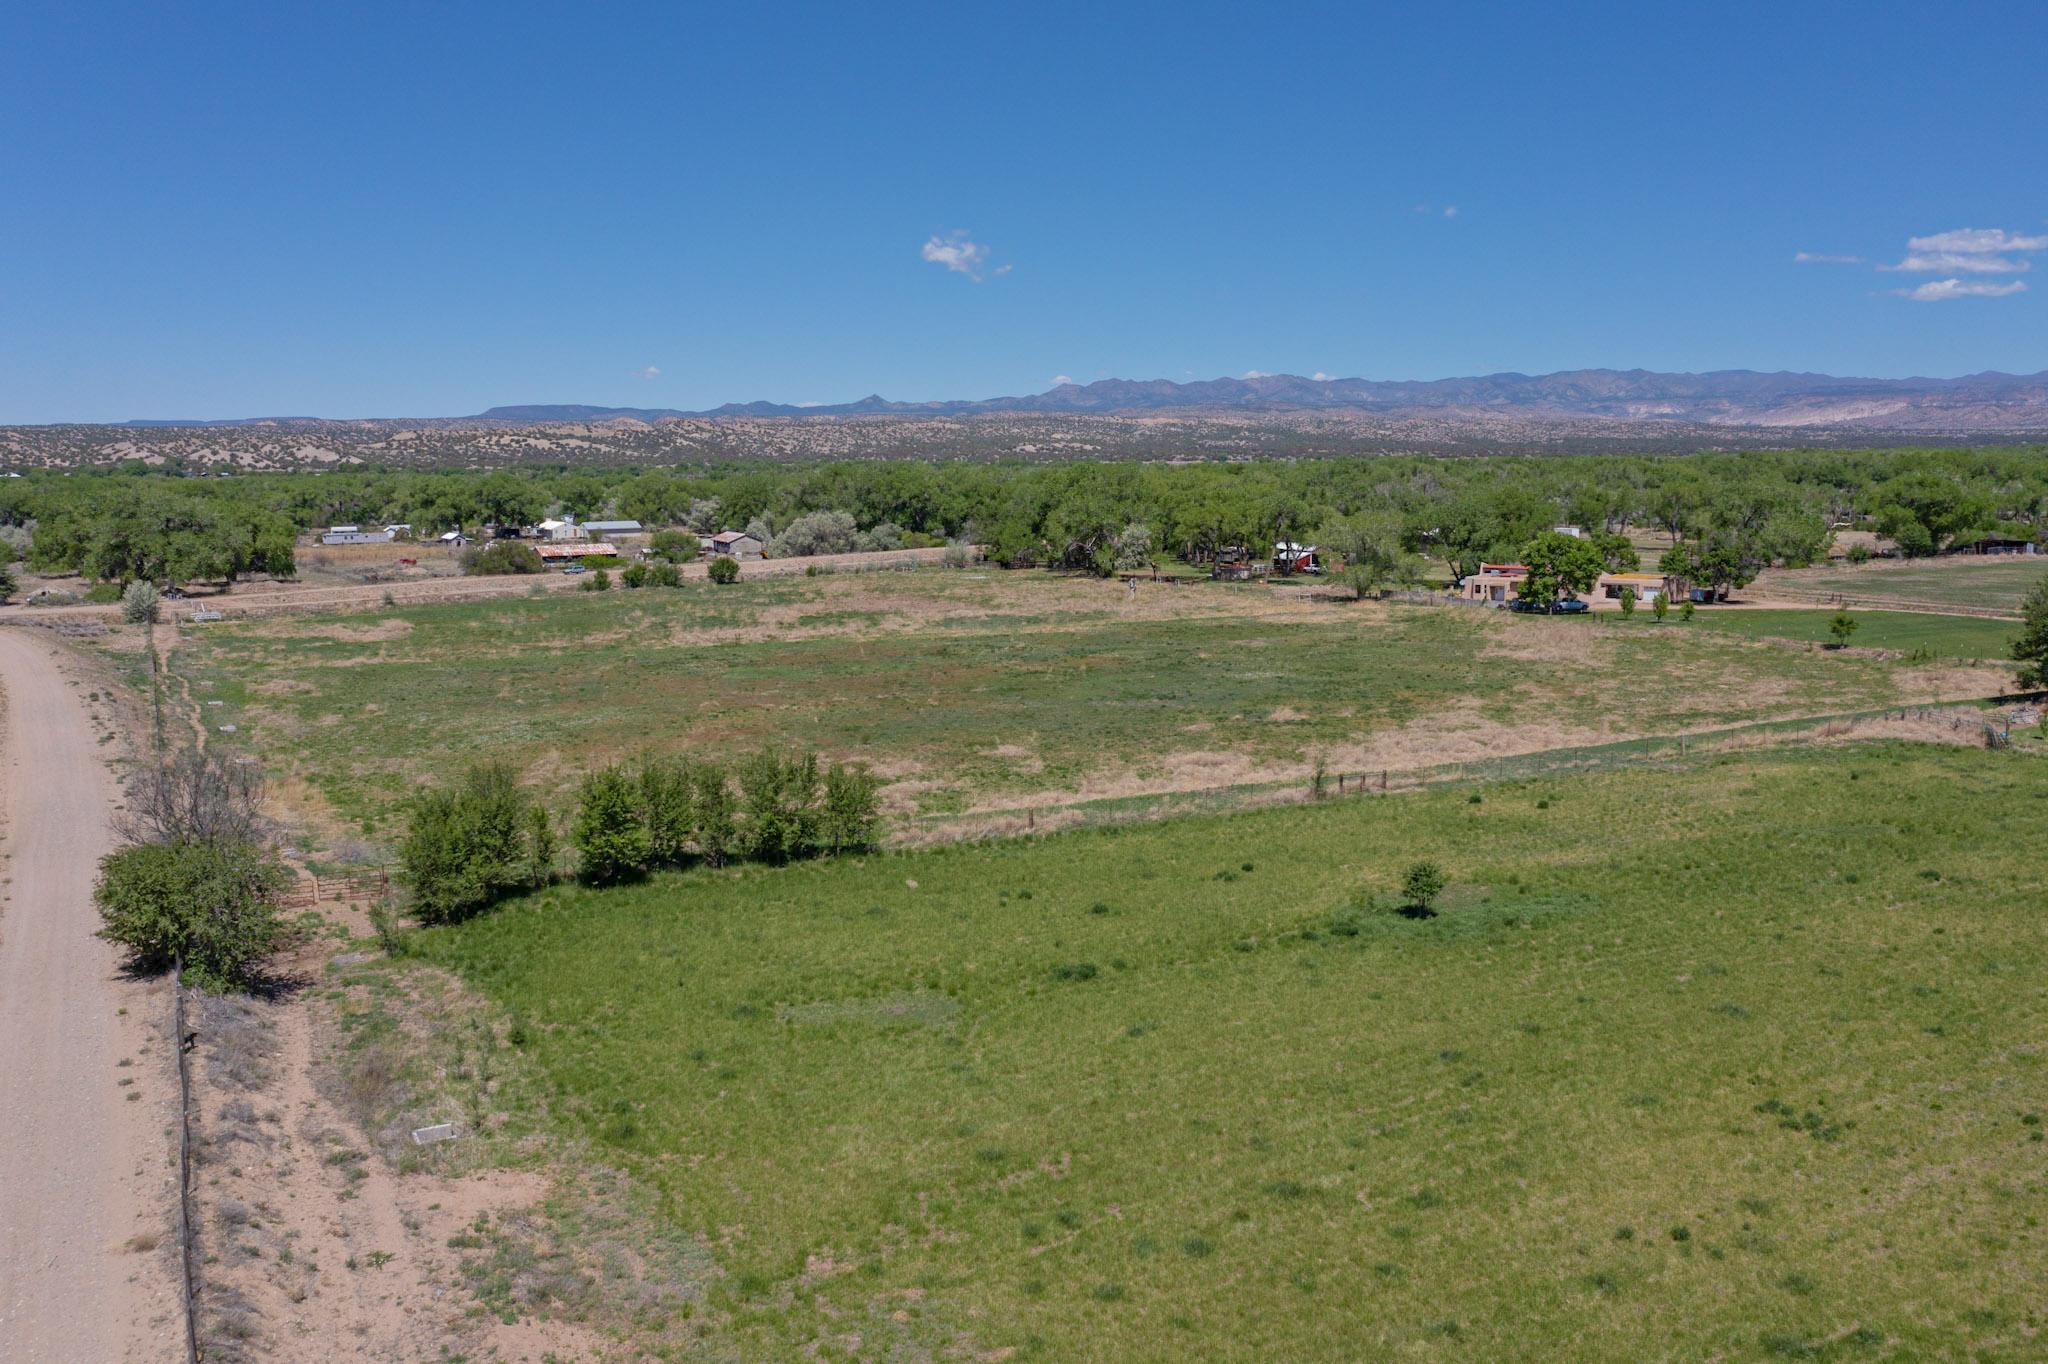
<box><xmin>1459</xmin><ymin>562</ymin><xmax>1528</xmax><ymax>604</ymax></box>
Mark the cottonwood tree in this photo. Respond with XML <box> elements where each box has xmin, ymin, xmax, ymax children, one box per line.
<box><xmin>1517</xmin><ymin>531</ymin><xmax>1606</xmax><ymax>610</ymax></box>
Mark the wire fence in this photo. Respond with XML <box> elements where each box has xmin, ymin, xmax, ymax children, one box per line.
<box><xmin>906</xmin><ymin>695</ymin><xmax>2041</xmax><ymax>843</ymax></box>
<box><xmin>171</xmin><ymin>961</ymin><xmax>200</xmax><ymax>1364</ymax></box>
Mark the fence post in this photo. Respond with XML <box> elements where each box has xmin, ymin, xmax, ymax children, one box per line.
<box><xmin>1338</xmin><ymin>773</ymin><xmax>1346</xmax><ymax>794</ymax></box>
<box><xmin>1381</xmin><ymin>769</ymin><xmax>1388</xmax><ymax>793</ymax></box>
<box><xmin>311</xmin><ymin>873</ymin><xmax>320</xmax><ymax>903</ymax></box>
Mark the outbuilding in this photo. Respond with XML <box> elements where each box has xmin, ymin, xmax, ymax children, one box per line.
<box><xmin>709</xmin><ymin>530</ymin><xmax>765</xmax><ymax>560</ymax></box>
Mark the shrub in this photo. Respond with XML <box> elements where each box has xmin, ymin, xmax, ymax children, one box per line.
<box><xmin>118</xmin><ymin>747</ymin><xmax>267</xmax><ymax>847</ymax></box>
<box><xmin>460</xmin><ymin>541</ymin><xmax>544</xmax><ymax>576</ymax></box>
<box><xmin>639</xmin><ymin>757</ymin><xmax>697</xmax><ymax>868</ymax></box>
<box><xmin>579</xmin><ymin>554</ymin><xmax>614</xmax><ymax>572</ymax></box>
<box><xmin>122</xmin><ymin>580</ymin><xmax>160</xmax><ymax>624</ymax></box>
<box><xmin>692</xmin><ymin>764</ymin><xmax>737</xmax><ymax>867</ymax></box>
<box><xmin>95</xmin><ymin>839</ymin><xmax>290</xmax><ymax>988</ymax></box>
<box><xmin>86</xmin><ymin>581</ymin><xmax>124</xmax><ymax>603</ymax></box>
<box><xmin>579</xmin><ymin>567</ymin><xmax>612</xmax><ymax>592</ymax></box>
<box><xmin>1402</xmin><ymin>861</ymin><xmax>1447</xmax><ymax>913</ymax></box>
<box><xmin>769</xmin><ymin>509</ymin><xmax>858</xmax><ymax>559</ymax></box>
<box><xmin>1827</xmin><ymin>611</ymin><xmax>1859</xmax><ymax>648</ymax></box>
<box><xmin>367</xmin><ymin>897</ymin><xmax>411</xmax><ymax>957</ymax></box>
<box><xmin>707</xmin><ymin>555</ymin><xmax>740</xmax><ymax>585</ymax></box>
<box><xmin>573</xmin><ymin>764</ymin><xmax>650</xmax><ymax>884</ymax></box>
<box><xmin>398</xmin><ymin>762</ymin><xmax>549</xmax><ymax>923</ymax></box>
<box><xmin>648</xmin><ymin>529</ymin><xmax>699</xmax><ymax>563</ymax></box>
<box><xmin>818</xmin><ymin>762</ymin><xmax>883</xmax><ymax>854</ymax></box>
<box><xmin>2012</xmin><ymin>578</ymin><xmax>2048</xmax><ymax>687</ymax></box>
<box><xmin>647</xmin><ymin>560</ymin><xmax>681</xmax><ymax>588</ymax></box>
<box><xmin>1652</xmin><ymin>593</ymin><xmax>1669</xmax><ymax>622</ymax></box>
<box><xmin>0</xmin><ymin>562</ymin><xmax>15</xmax><ymax>603</ymax></box>
<box><xmin>1617</xmin><ymin>587</ymin><xmax>1637</xmax><ymax>617</ymax></box>
<box><xmin>1680</xmin><ymin>599</ymin><xmax>1696</xmax><ymax>621</ymax></box>
<box><xmin>620</xmin><ymin>563</ymin><xmax>648</xmax><ymax>589</ymax></box>
<box><xmin>739</xmin><ymin>749</ymin><xmax>822</xmax><ymax>862</ymax></box>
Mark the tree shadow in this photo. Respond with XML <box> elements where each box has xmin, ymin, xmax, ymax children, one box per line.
<box><xmin>1396</xmin><ymin>903</ymin><xmax>1438</xmax><ymax>920</ymax></box>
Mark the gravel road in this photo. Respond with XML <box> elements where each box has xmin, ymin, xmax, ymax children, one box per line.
<box><xmin>0</xmin><ymin>628</ymin><xmax>179</xmax><ymax>1361</ymax></box>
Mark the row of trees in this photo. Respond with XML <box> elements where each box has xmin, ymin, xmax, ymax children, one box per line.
<box><xmin>12</xmin><ymin>446</ymin><xmax>2046</xmax><ymax>588</ymax></box>
<box><xmin>399</xmin><ymin>749</ymin><xmax>882</xmax><ymax>924</ymax></box>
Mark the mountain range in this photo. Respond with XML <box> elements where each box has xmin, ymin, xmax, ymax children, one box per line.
<box><xmin>106</xmin><ymin>367</ymin><xmax>2048</xmax><ymax>430</ymax></box>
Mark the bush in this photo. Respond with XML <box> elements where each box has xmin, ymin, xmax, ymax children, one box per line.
<box><xmin>579</xmin><ymin>554</ymin><xmax>614</xmax><ymax>572</ymax></box>
<box><xmin>708</xmin><ymin>555</ymin><xmax>740</xmax><ymax>585</ymax></box>
<box><xmin>739</xmin><ymin>749</ymin><xmax>822</xmax><ymax>862</ymax></box>
<box><xmin>692</xmin><ymin>764</ymin><xmax>737</xmax><ymax>866</ymax></box>
<box><xmin>770</xmin><ymin>509</ymin><xmax>858</xmax><ymax>559</ymax></box>
<box><xmin>1828</xmin><ymin>611</ymin><xmax>1859</xmax><ymax>648</ymax></box>
<box><xmin>573</xmin><ymin>764</ymin><xmax>650</xmax><ymax>884</ymax></box>
<box><xmin>648</xmin><ymin>529</ymin><xmax>698</xmax><ymax>563</ymax></box>
<box><xmin>122</xmin><ymin>580</ymin><xmax>160</xmax><ymax>624</ymax></box>
<box><xmin>398</xmin><ymin>762</ymin><xmax>550</xmax><ymax>923</ymax></box>
<box><xmin>647</xmin><ymin>560</ymin><xmax>681</xmax><ymax>588</ymax></box>
<box><xmin>118</xmin><ymin>747</ymin><xmax>267</xmax><ymax>847</ymax></box>
<box><xmin>460</xmin><ymin>541</ymin><xmax>544</xmax><ymax>576</ymax></box>
<box><xmin>1617</xmin><ymin>587</ymin><xmax>1637</xmax><ymax>617</ymax></box>
<box><xmin>620</xmin><ymin>563</ymin><xmax>648</xmax><ymax>589</ymax></box>
<box><xmin>639</xmin><ymin>757</ymin><xmax>696</xmax><ymax>868</ymax></box>
<box><xmin>95</xmin><ymin>839</ymin><xmax>290</xmax><ymax>988</ymax></box>
<box><xmin>367</xmin><ymin>897</ymin><xmax>411</xmax><ymax>957</ymax></box>
<box><xmin>2016</xmin><ymin>578</ymin><xmax>2048</xmax><ymax>687</ymax></box>
<box><xmin>0</xmin><ymin>562</ymin><xmax>15</xmax><ymax>603</ymax></box>
<box><xmin>579</xmin><ymin>567</ymin><xmax>611</xmax><ymax>592</ymax></box>
<box><xmin>1402</xmin><ymin>861</ymin><xmax>1447</xmax><ymax>913</ymax></box>
<box><xmin>819</xmin><ymin>762</ymin><xmax>883</xmax><ymax>854</ymax></box>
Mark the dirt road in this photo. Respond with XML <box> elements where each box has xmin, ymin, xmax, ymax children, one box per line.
<box><xmin>0</xmin><ymin>628</ymin><xmax>180</xmax><ymax>1361</ymax></box>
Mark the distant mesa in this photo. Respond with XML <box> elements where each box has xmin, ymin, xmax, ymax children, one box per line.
<box><xmin>112</xmin><ymin>366</ymin><xmax>2048</xmax><ymax>429</ymax></box>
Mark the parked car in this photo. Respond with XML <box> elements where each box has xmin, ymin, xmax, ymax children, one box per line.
<box><xmin>161</xmin><ymin>586</ymin><xmax>187</xmax><ymax>600</ymax></box>
<box><xmin>1509</xmin><ymin>596</ymin><xmax>1588</xmax><ymax>614</ymax></box>
<box><xmin>561</xmin><ymin>564</ymin><xmax>586</xmax><ymax>575</ymax></box>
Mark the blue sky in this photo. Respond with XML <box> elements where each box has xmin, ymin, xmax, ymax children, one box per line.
<box><xmin>3</xmin><ymin>1</ymin><xmax>2045</xmax><ymax>421</ymax></box>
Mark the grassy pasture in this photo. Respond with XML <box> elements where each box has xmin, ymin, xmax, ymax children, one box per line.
<box><xmin>1617</xmin><ymin>608</ymin><xmax>2019</xmax><ymax>660</ymax></box>
<box><xmin>173</xmin><ymin>570</ymin><xmax>2016</xmax><ymax>839</ymax></box>
<box><xmin>411</xmin><ymin>742</ymin><xmax>2048</xmax><ymax>1360</ymax></box>
<box><xmin>1757</xmin><ymin>556</ymin><xmax>2048</xmax><ymax>615</ymax></box>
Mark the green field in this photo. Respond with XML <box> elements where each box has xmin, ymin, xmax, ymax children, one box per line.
<box><xmin>396</xmin><ymin>742</ymin><xmax>2048</xmax><ymax>1360</ymax></box>
<box><xmin>1757</xmin><ymin>556</ymin><xmax>2048</xmax><ymax>614</ymax></box>
<box><xmin>1616</xmin><ymin>608</ymin><xmax>2020</xmax><ymax>659</ymax></box>
<box><xmin>173</xmin><ymin>570</ymin><xmax>2016</xmax><ymax>839</ymax></box>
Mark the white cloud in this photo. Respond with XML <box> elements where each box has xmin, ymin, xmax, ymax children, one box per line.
<box><xmin>1312</xmin><ymin>372</ymin><xmax>1334</xmax><ymax>382</ymax></box>
<box><xmin>1243</xmin><ymin>370</ymin><xmax>1270</xmax><ymax>379</ymax></box>
<box><xmin>1050</xmin><ymin>374</ymin><xmax>1074</xmax><ymax>386</ymax></box>
<box><xmin>1892</xmin><ymin>278</ymin><xmax>2028</xmax><ymax>302</ymax></box>
<box><xmin>1885</xmin><ymin>251</ymin><xmax>2030</xmax><ymax>274</ymax></box>
<box><xmin>633</xmin><ymin>365</ymin><xmax>661</xmax><ymax>380</ymax></box>
<box><xmin>921</xmin><ymin>231</ymin><xmax>991</xmax><ymax>281</ymax></box>
<box><xmin>1907</xmin><ymin>227</ymin><xmax>2048</xmax><ymax>255</ymax></box>
<box><xmin>1442</xmin><ymin>205</ymin><xmax>1459</xmax><ymax>218</ymax></box>
<box><xmin>992</xmin><ymin>263</ymin><xmax>1013</xmax><ymax>276</ymax></box>
<box><xmin>1795</xmin><ymin>251</ymin><xmax>1862</xmax><ymax>264</ymax></box>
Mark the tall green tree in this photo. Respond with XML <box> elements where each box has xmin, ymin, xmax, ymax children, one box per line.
<box><xmin>1517</xmin><ymin>531</ymin><xmax>1606</xmax><ymax>610</ymax></box>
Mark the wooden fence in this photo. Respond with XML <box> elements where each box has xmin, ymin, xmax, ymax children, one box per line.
<box><xmin>278</xmin><ymin>869</ymin><xmax>391</xmax><ymax>908</ymax></box>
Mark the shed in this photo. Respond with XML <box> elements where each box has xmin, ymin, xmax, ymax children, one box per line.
<box><xmin>709</xmin><ymin>530</ymin><xmax>765</xmax><ymax>560</ymax></box>
<box><xmin>580</xmin><ymin>519</ymin><xmax>645</xmax><ymax>537</ymax></box>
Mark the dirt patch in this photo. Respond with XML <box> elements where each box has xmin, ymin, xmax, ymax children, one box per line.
<box><xmin>187</xmin><ymin>937</ymin><xmax>616</xmax><ymax>1362</ymax></box>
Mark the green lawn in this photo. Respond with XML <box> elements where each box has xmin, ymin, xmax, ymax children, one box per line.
<box><xmin>405</xmin><ymin>742</ymin><xmax>2048</xmax><ymax>1360</ymax></box>
<box><xmin>1757</xmin><ymin>556</ymin><xmax>2048</xmax><ymax>614</ymax></box>
<box><xmin>1614</xmin><ymin>608</ymin><xmax>2019</xmax><ymax>659</ymax></box>
<box><xmin>173</xmin><ymin>570</ymin><xmax>2015</xmax><ymax>839</ymax></box>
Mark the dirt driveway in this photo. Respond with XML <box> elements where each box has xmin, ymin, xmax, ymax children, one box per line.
<box><xmin>0</xmin><ymin>627</ymin><xmax>180</xmax><ymax>1360</ymax></box>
